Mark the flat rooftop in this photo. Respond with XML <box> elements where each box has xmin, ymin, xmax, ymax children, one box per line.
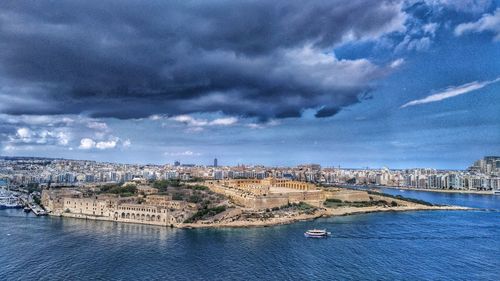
<box><xmin>269</xmin><ymin>186</ymin><xmax>321</xmax><ymax>194</ymax></box>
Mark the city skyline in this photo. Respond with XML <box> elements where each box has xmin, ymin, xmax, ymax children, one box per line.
<box><xmin>1</xmin><ymin>155</ymin><xmax>498</xmax><ymax>191</ymax></box>
<box><xmin>1</xmin><ymin>154</ymin><xmax>498</xmax><ymax>171</ymax></box>
<box><xmin>0</xmin><ymin>1</ymin><xmax>499</xmax><ymax>169</ymax></box>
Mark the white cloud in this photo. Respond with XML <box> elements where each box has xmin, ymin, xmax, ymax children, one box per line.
<box><xmin>164</xmin><ymin>150</ymin><xmax>201</xmax><ymax>156</ymax></box>
<box><xmin>78</xmin><ymin>138</ymin><xmax>96</xmax><ymax>149</ymax></box>
<box><xmin>423</xmin><ymin>23</ymin><xmax>439</xmax><ymax>36</ymax></box>
<box><xmin>7</xmin><ymin>127</ymin><xmax>71</xmax><ymax>146</ymax></box>
<box><xmin>421</xmin><ymin>0</ymin><xmax>492</xmax><ymax>14</ymax></box>
<box><xmin>38</xmin><ymin>130</ymin><xmax>70</xmax><ymax>145</ymax></box>
<box><xmin>209</xmin><ymin>117</ymin><xmax>238</xmax><ymax>126</ymax></box>
<box><xmin>171</xmin><ymin>115</ymin><xmax>208</xmax><ymax>126</ymax></box>
<box><xmin>170</xmin><ymin>115</ymin><xmax>239</xmax><ymax>127</ymax></box>
<box><xmin>247</xmin><ymin>119</ymin><xmax>280</xmax><ymax>129</ymax></box>
<box><xmin>455</xmin><ymin>8</ymin><xmax>500</xmax><ymax>41</ymax></box>
<box><xmin>2</xmin><ymin>144</ymin><xmax>15</xmax><ymax>151</ymax></box>
<box><xmin>396</xmin><ymin>35</ymin><xmax>432</xmax><ymax>52</ymax></box>
<box><xmin>283</xmin><ymin>46</ymin><xmax>381</xmax><ymax>88</ymax></box>
<box><xmin>148</xmin><ymin>114</ymin><xmax>164</xmax><ymax>121</ymax></box>
<box><xmin>0</xmin><ymin>114</ymin><xmax>75</xmax><ymax>126</ymax></box>
<box><xmin>0</xmin><ymin>114</ymin><xmax>128</xmax><ymax>150</ymax></box>
<box><xmin>247</xmin><ymin>123</ymin><xmax>262</xmax><ymax>129</ymax></box>
<box><xmin>87</xmin><ymin>121</ymin><xmax>109</xmax><ymax>131</ymax></box>
<box><xmin>2</xmin><ymin>144</ymin><xmax>34</xmax><ymax>152</ymax></box>
<box><xmin>78</xmin><ymin>137</ymin><xmax>128</xmax><ymax>150</ymax></box>
<box><xmin>186</xmin><ymin>127</ymin><xmax>205</xmax><ymax>133</ymax></box>
<box><xmin>401</xmin><ymin>77</ymin><xmax>500</xmax><ymax>108</ymax></box>
<box><xmin>340</xmin><ymin>1</ymin><xmax>407</xmax><ymax>44</ymax></box>
<box><xmin>122</xmin><ymin>139</ymin><xmax>131</xmax><ymax>148</ymax></box>
<box><xmin>56</xmin><ymin>132</ymin><xmax>70</xmax><ymax>145</ymax></box>
<box><xmin>16</xmin><ymin>127</ymin><xmax>32</xmax><ymax>140</ymax></box>
<box><xmin>95</xmin><ymin>140</ymin><xmax>117</xmax><ymax>150</ymax></box>
<box><xmin>390</xmin><ymin>58</ymin><xmax>405</xmax><ymax>68</ymax></box>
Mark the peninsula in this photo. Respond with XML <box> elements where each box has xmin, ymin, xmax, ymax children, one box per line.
<box><xmin>41</xmin><ymin>177</ymin><xmax>469</xmax><ymax>228</ymax></box>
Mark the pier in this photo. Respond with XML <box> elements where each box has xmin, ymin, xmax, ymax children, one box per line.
<box><xmin>19</xmin><ymin>197</ymin><xmax>47</xmax><ymax>216</ymax></box>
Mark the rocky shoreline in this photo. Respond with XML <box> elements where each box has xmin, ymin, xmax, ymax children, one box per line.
<box><xmin>181</xmin><ymin>204</ymin><xmax>472</xmax><ymax>229</ymax></box>
<box><xmin>44</xmin><ymin>202</ymin><xmax>472</xmax><ymax>229</ymax></box>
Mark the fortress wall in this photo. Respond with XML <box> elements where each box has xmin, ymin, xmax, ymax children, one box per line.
<box><xmin>324</xmin><ymin>190</ymin><xmax>370</xmax><ymax>202</ymax></box>
<box><xmin>208</xmin><ymin>180</ymin><xmax>328</xmax><ymax>210</ymax></box>
<box><xmin>251</xmin><ymin>195</ymin><xmax>289</xmax><ymax>210</ymax></box>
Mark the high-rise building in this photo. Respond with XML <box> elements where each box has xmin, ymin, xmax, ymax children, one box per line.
<box><xmin>214</xmin><ymin>158</ymin><xmax>218</xmax><ymax>167</ymax></box>
<box><xmin>468</xmin><ymin>156</ymin><xmax>499</xmax><ymax>174</ymax></box>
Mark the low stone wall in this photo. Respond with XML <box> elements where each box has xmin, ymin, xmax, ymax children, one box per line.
<box><xmin>324</xmin><ymin>190</ymin><xmax>370</xmax><ymax>202</ymax></box>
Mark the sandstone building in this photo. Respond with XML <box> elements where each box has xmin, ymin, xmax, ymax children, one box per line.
<box><xmin>42</xmin><ymin>189</ymin><xmax>195</xmax><ymax>226</ymax></box>
<box><xmin>205</xmin><ymin>178</ymin><xmax>366</xmax><ymax>210</ymax></box>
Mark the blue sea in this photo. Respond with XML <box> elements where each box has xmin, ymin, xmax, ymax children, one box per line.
<box><xmin>1</xmin><ymin>191</ymin><xmax>499</xmax><ymax>281</ymax></box>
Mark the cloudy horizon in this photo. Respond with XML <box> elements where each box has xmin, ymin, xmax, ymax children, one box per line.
<box><xmin>1</xmin><ymin>0</ymin><xmax>499</xmax><ymax>169</ymax></box>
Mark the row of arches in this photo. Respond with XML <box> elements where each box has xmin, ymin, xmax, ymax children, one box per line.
<box><xmin>115</xmin><ymin>212</ymin><xmax>162</xmax><ymax>222</ymax></box>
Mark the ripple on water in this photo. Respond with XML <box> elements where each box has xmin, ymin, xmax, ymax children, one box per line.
<box><xmin>1</xmin><ymin>203</ymin><xmax>499</xmax><ymax>280</ymax></box>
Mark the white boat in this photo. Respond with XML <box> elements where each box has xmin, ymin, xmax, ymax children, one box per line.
<box><xmin>0</xmin><ymin>188</ymin><xmax>22</xmax><ymax>209</ymax></box>
<box><xmin>304</xmin><ymin>229</ymin><xmax>331</xmax><ymax>238</ymax></box>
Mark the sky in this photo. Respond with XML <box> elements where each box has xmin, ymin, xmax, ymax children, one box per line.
<box><xmin>0</xmin><ymin>0</ymin><xmax>499</xmax><ymax>169</ymax></box>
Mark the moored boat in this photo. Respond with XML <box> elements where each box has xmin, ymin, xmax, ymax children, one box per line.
<box><xmin>0</xmin><ymin>192</ymin><xmax>22</xmax><ymax>209</ymax></box>
<box><xmin>304</xmin><ymin>229</ymin><xmax>331</xmax><ymax>238</ymax></box>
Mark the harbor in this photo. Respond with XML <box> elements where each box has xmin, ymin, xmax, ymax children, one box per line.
<box><xmin>0</xmin><ymin>188</ymin><xmax>47</xmax><ymax>216</ymax></box>
<box><xmin>0</xmin><ymin>188</ymin><xmax>21</xmax><ymax>210</ymax></box>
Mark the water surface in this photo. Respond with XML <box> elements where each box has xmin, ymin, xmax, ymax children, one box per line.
<box><xmin>1</xmin><ymin>191</ymin><xmax>499</xmax><ymax>280</ymax></box>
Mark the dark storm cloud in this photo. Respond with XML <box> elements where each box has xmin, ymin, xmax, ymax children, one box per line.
<box><xmin>315</xmin><ymin>107</ymin><xmax>341</xmax><ymax>118</ymax></box>
<box><xmin>0</xmin><ymin>0</ymin><xmax>405</xmax><ymax>120</ymax></box>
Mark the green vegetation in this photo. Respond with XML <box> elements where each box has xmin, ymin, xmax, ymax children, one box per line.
<box><xmin>346</xmin><ymin>178</ymin><xmax>356</xmax><ymax>184</ymax></box>
<box><xmin>172</xmin><ymin>193</ymin><xmax>183</xmax><ymax>200</ymax></box>
<box><xmin>323</xmin><ymin>198</ymin><xmax>346</xmax><ymax>208</ymax></box>
<box><xmin>33</xmin><ymin>195</ymin><xmax>42</xmax><ymax>206</ymax></box>
<box><xmin>152</xmin><ymin>179</ymin><xmax>182</xmax><ymax>192</ymax></box>
<box><xmin>295</xmin><ymin>202</ymin><xmax>315</xmax><ymax>211</ymax></box>
<box><xmin>367</xmin><ymin>190</ymin><xmax>434</xmax><ymax>206</ymax></box>
<box><xmin>323</xmin><ymin>198</ymin><xmax>391</xmax><ymax>208</ymax></box>
<box><xmin>265</xmin><ymin>202</ymin><xmax>317</xmax><ymax>214</ymax></box>
<box><xmin>152</xmin><ymin>179</ymin><xmax>209</xmax><ymax>192</ymax></box>
<box><xmin>99</xmin><ymin>184</ymin><xmax>137</xmax><ymax>197</ymax></box>
<box><xmin>184</xmin><ymin>206</ymin><xmax>227</xmax><ymax>223</ymax></box>
<box><xmin>187</xmin><ymin>193</ymin><xmax>203</xmax><ymax>204</ymax></box>
<box><xmin>185</xmin><ymin>177</ymin><xmax>205</xmax><ymax>183</ymax></box>
<box><xmin>150</xmin><ymin>180</ymin><xmax>222</xmax><ymax>206</ymax></box>
<box><xmin>26</xmin><ymin>183</ymin><xmax>40</xmax><ymax>194</ymax></box>
<box><xmin>190</xmin><ymin>185</ymin><xmax>209</xmax><ymax>191</ymax></box>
